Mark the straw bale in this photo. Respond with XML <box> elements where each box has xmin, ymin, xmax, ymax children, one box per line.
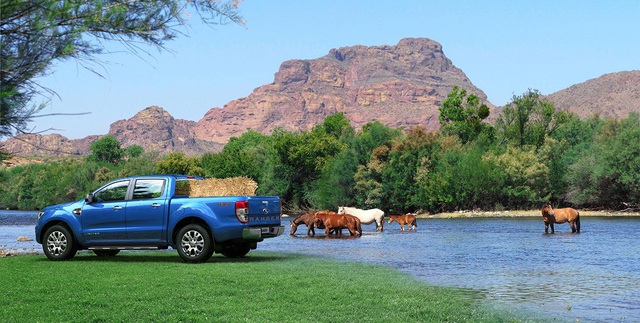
<box><xmin>177</xmin><ymin>177</ymin><xmax>258</xmax><ymax>197</ymax></box>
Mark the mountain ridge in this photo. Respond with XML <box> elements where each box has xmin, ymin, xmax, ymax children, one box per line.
<box><xmin>2</xmin><ymin>38</ymin><xmax>638</xmax><ymax>157</ymax></box>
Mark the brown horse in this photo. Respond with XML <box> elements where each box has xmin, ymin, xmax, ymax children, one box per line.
<box><xmin>388</xmin><ymin>214</ymin><xmax>417</xmax><ymax>231</ymax></box>
<box><xmin>313</xmin><ymin>211</ymin><xmax>362</xmax><ymax>237</ymax></box>
<box><xmin>290</xmin><ymin>211</ymin><xmax>321</xmax><ymax>236</ymax></box>
<box><xmin>541</xmin><ymin>202</ymin><xmax>581</xmax><ymax>233</ymax></box>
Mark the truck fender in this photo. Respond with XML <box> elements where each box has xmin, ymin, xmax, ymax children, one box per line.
<box><xmin>37</xmin><ymin>210</ymin><xmax>83</xmax><ymax>245</ymax></box>
<box><xmin>168</xmin><ymin>202</ymin><xmax>221</xmax><ymax>245</ymax></box>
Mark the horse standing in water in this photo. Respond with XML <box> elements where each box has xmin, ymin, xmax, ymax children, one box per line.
<box><xmin>313</xmin><ymin>211</ymin><xmax>362</xmax><ymax>237</ymax></box>
<box><xmin>541</xmin><ymin>202</ymin><xmax>581</xmax><ymax>233</ymax></box>
<box><xmin>290</xmin><ymin>211</ymin><xmax>320</xmax><ymax>236</ymax></box>
<box><xmin>388</xmin><ymin>214</ymin><xmax>417</xmax><ymax>231</ymax></box>
<box><xmin>338</xmin><ymin>206</ymin><xmax>385</xmax><ymax>232</ymax></box>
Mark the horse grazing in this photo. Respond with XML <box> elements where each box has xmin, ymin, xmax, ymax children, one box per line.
<box><xmin>388</xmin><ymin>214</ymin><xmax>417</xmax><ymax>231</ymax></box>
<box><xmin>313</xmin><ymin>211</ymin><xmax>362</xmax><ymax>237</ymax></box>
<box><xmin>338</xmin><ymin>206</ymin><xmax>385</xmax><ymax>232</ymax></box>
<box><xmin>290</xmin><ymin>211</ymin><xmax>319</xmax><ymax>236</ymax></box>
<box><xmin>541</xmin><ymin>202</ymin><xmax>581</xmax><ymax>233</ymax></box>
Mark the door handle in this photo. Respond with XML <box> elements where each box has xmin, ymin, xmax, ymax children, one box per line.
<box><xmin>151</xmin><ymin>203</ymin><xmax>161</xmax><ymax>207</ymax></box>
<box><xmin>112</xmin><ymin>206</ymin><xmax>123</xmax><ymax>210</ymax></box>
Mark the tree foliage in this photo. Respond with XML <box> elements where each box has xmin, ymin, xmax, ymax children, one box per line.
<box><xmin>2</xmin><ymin>95</ymin><xmax>639</xmax><ymax>213</ymax></box>
<box><xmin>495</xmin><ymin>89</ymin><xmax>569</xmax><ymax>149</ymax></box>
<box><xmin>155</xmin><ymin>152</ymin><xmax>204</xmax><ymax>177</ymax></box>
<box><xmin>88</xmin><ymin>135</ymin><xmax>124</xmax><ymax>164</ymax></box>
<box><xmin>438</xmin><ymin>86</ymin><xmax>492</xmax><ymax>144</ymax></box>
<box><xmin>0</xmin><ymin>0</ymin><xmax>243</xmax><ymax>138</ymax></box>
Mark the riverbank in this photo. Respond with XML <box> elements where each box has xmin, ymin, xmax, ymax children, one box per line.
<box><xmin>0</xmin><ymin>252</ymin><xmax>534</xmax><ymax>322</ymax></box>
<box><xmin>424</xmin><ymin>209</ymin><xmax>640</xmax><ymax>218</ymax></box>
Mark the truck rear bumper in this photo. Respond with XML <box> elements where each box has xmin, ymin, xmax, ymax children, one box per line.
<box><xmin>243</xmin><ymin>226</ymin><xmax>285</xmax><ymax>240</ymax></box>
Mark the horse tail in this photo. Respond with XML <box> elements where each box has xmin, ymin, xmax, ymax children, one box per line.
<box><xmin>576</xmin><ymin>212</ymin><xmax>581</xmax><ymax>233</ymax></box>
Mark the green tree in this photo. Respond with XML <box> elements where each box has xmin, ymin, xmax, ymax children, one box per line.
<box><xmin>353</xmin><ymin>121</ymin><xmax>399</xmax><ymax>165</ymax></box>
<box><xmin>439</xmin><ymin>86</ymin><xmax>493</xmax><ymax>144</ymax></box>
<box><xmin>311</xmin><ymin>148</ymin><xmax>359</xmax><ymax>209</ymax></box>
<box><xmin>118</xmin><ymin>151</ymin><xmax>160</xmax><ymax>178</ymax></box>
<box><xmin>319</xmin><ymin>112</ymin><xmax>352</xmax><ymax>139</ymax></box>
<box><xmin>566</xmin><ymin>113</ymin><xmax>640</xmax><ymax>208</ymax></box>
<box><xmin>495</xmin><ymin>89</ymin><xmax>569</xmax><ymax>150</ymax></box>
<box><xmin>155</xmin><ymin>152</ymin><xmax>204</xmax><ymax>176</ymax></box>
<box><xmin>268</xmin><ymin>116</ymin><xmax>348</xmax><ymax>209</ymax></box>
<box><xmin>89</xmin><ymin>135</ymin><xmax>124</xmax><ymax>164</ymax></box>
<box><xmin>125</xmin><ymin>145</ymin><xmax>144</xmax><ymax>159</ymax></box>
<box><xmin>354</xmin><ymin>146</ymin><xmax>388</xmax><ymax>208</ymax></box>
<box><xmin>412</xmin><ymin>138</ymin><xmax>507</xmax><ymax>212</ymax></box>
<box><xmin>382</xmin><ymin>127</ymin><xmax>440</xmax><ymax>213</ymax></box>
<box><xmin>1</xmin><ymin>0</ymin><xmax>243</xmax><ymax>138</ymax></box>
<box><xmin>533</xmin><ymin>115</ymin><xmax>602</xmax><ymax>204</ymax></box>
<box><xmin>201</xmin><ymin>130</ymin><xmax>269</xmax><ymax>181</ymax></box>
<box><xmin>483</xmin><ymin>146</ymin><xmax>551</xmax><ymax>208</ymax></box>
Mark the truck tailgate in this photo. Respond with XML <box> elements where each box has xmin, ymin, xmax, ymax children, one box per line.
<box><xmin>247</xmin><ymin>196</ymin><xmax>281</xmax><ymax>226</ymax></box>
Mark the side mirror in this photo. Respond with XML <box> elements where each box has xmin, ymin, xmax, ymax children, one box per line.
<box><xmin>85</xmin><ymin>194</ymin><xmax>94</xmax><ymax>204</ymax></box>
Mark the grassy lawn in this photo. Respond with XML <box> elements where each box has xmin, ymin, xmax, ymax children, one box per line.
<box><xmin>1</xmin><ymin>251</ymin><xmax>537</xmax><ymax>322</ymax></box>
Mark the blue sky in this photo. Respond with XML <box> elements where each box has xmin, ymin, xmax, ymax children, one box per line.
<box><xmin>31</xmin><ymin>0</ymin><xmax>639</xmax><ymax>139</ymax></box>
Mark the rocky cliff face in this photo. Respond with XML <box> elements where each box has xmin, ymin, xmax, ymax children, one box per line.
<box><xmin>194</xmin><ymin>38</ymin><xmax>491</xmax><ymax>144</ymax></box>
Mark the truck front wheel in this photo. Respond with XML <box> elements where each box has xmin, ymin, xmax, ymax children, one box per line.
<box><xmin>176</xmin><ymin>224</ymin><xmax>214</xmax><ymax>263</ymax></box>
<box><xmin>43</xmin><ymin>225</ymin><xmax>77</xmax><ymax>261</ymax></box>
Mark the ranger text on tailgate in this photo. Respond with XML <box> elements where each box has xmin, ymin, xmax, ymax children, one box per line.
<box><xmin>35</xmin><ymin>175</ymin><xmax>284</xmax><ymax>263</ymax></box>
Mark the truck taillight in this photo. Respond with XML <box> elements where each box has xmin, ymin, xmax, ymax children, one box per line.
<box><xmin>235</xmin><ymin>201</ymin><xmax>249</xmax><ymax>223</ymax></box>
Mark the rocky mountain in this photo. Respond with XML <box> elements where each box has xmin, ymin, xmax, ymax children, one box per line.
<box><xmin>109</xmin><ymin>106</ymin><xmax>222</xmax><ymax>154</ymax></box>
<box><xmin>195</xmin><ymin>38</ymin><xmax>491</xmax><ymax>144</ymax></box>
<box><xmin>546</xmin><ymin>70</ymin><xmax>640</xmax><ymax>119</ymax></box>
<box><xmin>2</xmin><ymin>39</ymin><xmax>638</xmax><ymax>158</ymax></box>
<box><xmin>1</xmin><ymin>133</ymin><xmax>99</xmax><ymax>157</ymax></box>
<box><xmin>3</xmin><ymin>106</ymin><xmax>221</xmax><ymax>157</ymax></box>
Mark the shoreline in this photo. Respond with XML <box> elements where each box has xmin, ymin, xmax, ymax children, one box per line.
<box><xmin>421</xmin><ymin>209</ymin><xmax>640</xmax><ymax>218</ymax></box>
<box><xmin>282</xmin><ymin>209</ymin><xmax>640</xmax><ymax>218</ymax></box>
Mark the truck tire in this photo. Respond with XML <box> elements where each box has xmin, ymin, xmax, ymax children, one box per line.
<box><xmin>93</xmin><ymin>250</ymin><xmax>120</xmax><ymax>257</ymax></box>
<box><xmin>42</xmin><ymin>225</ymin><xmax>78</xmax><ymax>261</ymax></box>
<box><xmin>176</xmin><ymin>224</ymin><xmax>214</xmax><ymax>263</ymax></box>
<box><xmin>221</xmin><ymin>243</ymin><xmax>251</xmax><ymax>258</ymax></box>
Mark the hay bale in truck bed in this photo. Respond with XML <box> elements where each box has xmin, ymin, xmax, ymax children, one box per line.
<box><xmin>175</xmin><ymin>177</ymin><xmax>258</xmax><ymax>197</ymax></box>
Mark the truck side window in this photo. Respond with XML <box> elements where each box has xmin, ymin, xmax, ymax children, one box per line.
<box><xmin>133</xmin><ymin>179</ymin><xmax>165</xmax><ymax>200</ymax></box>
<box><xmin>94</xmin><ymin>180</ymin><xmax>130</xmax><ymax>202</ymax></box>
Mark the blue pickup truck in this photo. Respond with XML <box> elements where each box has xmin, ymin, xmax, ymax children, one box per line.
<box><xmin>35</xmin><ymin>175</ymin><xmax>284</xmax><ymax>263</ymax></box>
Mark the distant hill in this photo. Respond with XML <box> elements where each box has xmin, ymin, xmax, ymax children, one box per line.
<box><xmin>546</xmin><ymin>70</ymin><xmax>640</xmax><ymax>119</ymax></box>
<box><xmin>2</xmin><ymin>39</ymin><xmax>638</xmax><ymax>158</ymax></box>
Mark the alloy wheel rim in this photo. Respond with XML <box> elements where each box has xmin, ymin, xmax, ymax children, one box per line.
<box><xmin>181</xmin><ymin>230</ymin><xmax>204</xmax><ymax>257</ymax></box>
<box><xmin>46</xmin><ymin>231</ymin><xmax>67</xmax><ymax>256</ymax></box>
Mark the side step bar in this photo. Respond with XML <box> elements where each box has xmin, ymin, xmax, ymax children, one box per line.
<box><xmin>89</xmin><ymin>246</ymin><xmax>163</xmax><ymax>250</ymax></box>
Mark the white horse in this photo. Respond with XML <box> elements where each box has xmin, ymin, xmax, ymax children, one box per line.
<box><xmin>337</xmin><ymin>206</ymin><xmax>385</xmax><ymax>232</ymax></box>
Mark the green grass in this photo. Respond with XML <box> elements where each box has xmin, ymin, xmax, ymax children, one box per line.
<box><xmin>1</xmin><ymin>251</ymin><xmax>536</xmax><ymax>322</ymax></box>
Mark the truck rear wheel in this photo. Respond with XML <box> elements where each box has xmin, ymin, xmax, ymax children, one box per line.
<box><xmin>176</xmin><ymin>224</ymin><xmax>214</xmax><ymax>263</ymax></box>
<box><xmin>43</xmin><ymin>225</ymin><xmax>77</xmax><ymax>261</ymax></box>
<box><xmin>221</xmin><ymin>243</ymin><xmax>251</xmax><ymax>258</ymax></box>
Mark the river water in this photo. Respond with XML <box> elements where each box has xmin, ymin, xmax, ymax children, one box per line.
<box><xmin>3</xmin><ymin>211</ymin><xmax>639</xmax><ymax>321</ymax></box>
